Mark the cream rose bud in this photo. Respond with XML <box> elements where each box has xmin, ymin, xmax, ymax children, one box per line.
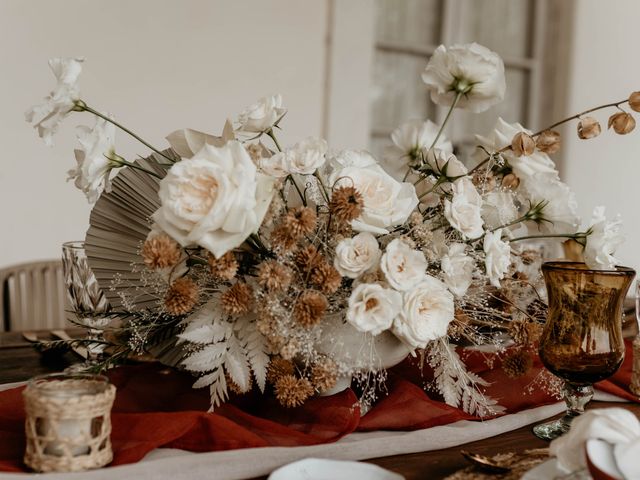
<box><xmin>329</xmin><ymin>150</ymin><xmax>419</xmax><ymax>234</ymax></box>
<box><xmin>393</xmin><ymin>275</ymin><xmax>455</xmax><ymax>349</ymax></box>
<box><xmin>259</xmin><ymin>152</ymin><xmax>289</xmax><ymax>178</ymax></box>
<box><xmin>440</xmin><ymin>243</ymin><xmax>475</xmax><ymax>297</ymax></box>
<box><xmin>286</xmin><ymin>137</ymin><xmax>328</xmax><ymax>175</ymax></box>
<box><xmin>346</xmin><ymin>283</ymin><xmax>402</xmax><ymax>335</ymax></box>
<box><xmin>483</xmin><ymin>229</ymin><xmax>511</xmax><ymax>288</ymax></box>
<box><xmin>425</xmin><ymin>149</ymin><xmax>467</xmax><ymax>177</ymax></box>
<box><xmin>334</xmin><ymin>232</ymin><xmax>381</xmax><ymax>279</ymax></box>
<box><xmin>583</xmin><ymin>206</ymin><xmax>624</xmax><ymax>270</ymax></box>
<box><xmin>444</xmin><ymin>177</ymin><xmax>484</xmax><ymax>239</ymax></box>
<box><xmin>380</xmin><ymin>238</ymin><xmax>428</xmax><ymax>291</ymax></box>
<box><xmin>152</xmin><ymin>141</ymin><xmax>275</xmax><ymax>259</ymax></box>
<box><xmin>237</xmin><ymin>94</ymin><xmax>286</xmax><ymax>133</ymax></box>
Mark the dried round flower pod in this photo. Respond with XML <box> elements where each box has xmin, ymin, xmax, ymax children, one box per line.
<box><xmin>257</xmin><ymin>260</ymin><xmax>292</xmax><ymax>293</ymax></box>
<box><xmin>628</xmin><ymin>91</ymin><xmax>640</xmax><ymax>112</ymax></box>
<box><xmin>164</xmin><ymin>277</ymin><xmax>199</xmax><ymax>315</ymax></box>
<box><xmin>311</xmin><ymin>357</ymin><xmax>338</xmax><ymax>392</ymax></box>
<box><xmin>329</xmin><ymin>186</ymin><xmax>364</xmax><ymax>223</ymax></box>
<box><xmin>142</xmin><ymin>234</ymin><xmax>181</xmax><ymax>269</ymax></box>
<box><xmin>266</xmin><ymin>356</ymin><xmax>295</xmax><ymax>384</ymax></box>
<box><xmin>511</xmin><ymin>132</ymin><xmax>535</xmax><ymax>156</ymax></box>
<box><xmin>283</xmin><ymin>207</ymin><xmax>317</xmax><ymax>239</ymax></box>
<box><xmin>208</xmin><ymin>251</ymin><xmax>238</xmax><ymax>281</ymax></box>
<box><xmin>294</xmin><ymin>289</ymin><xmax>328</xmax><ymax>327</ymax></box>
<box><xmin>221</xmin><ymin>282</ymin><xmax>253</xmax><ymax>316</ymax></box>
<box><xmin>294</xmin><ymin>244</ymin><xmax>323</xmax><ymax>272</ymax></box>
<box><xmin>274</xmin><ymin>374</ymin><xmax>313</xmax><ymax>408</ymax></box>
<box><xmin>502</xmin><ymin>349</ymin><xmax>533</xmax><ymax>378</ymax></box>
<box><xmin>501</xmin><ymin>173</ymin><xmax>520</xmax><ymax>190</ymax></box>
<box><xmin>270</xmin><ymin>225</ymin><xmax>299</xmax><ymax>253</ymax></box>
<box><xmin>310</xmin><ymin>262</ymin><xmax>342</xmax><ymax>294</ymax></box>
<box><xmin>577</xmin><ymin>116</ymin><xmax>601</xmax><ymax>139</ymax></box>
<box><xmin>535</xmin><ymin>130</ymin><xmax>561</xmax><ymax>154</ymax></box>
<box><xmin>608</xmin><ymin>112</ymin><xmax>636</xmax><ymax>135</ymax></box>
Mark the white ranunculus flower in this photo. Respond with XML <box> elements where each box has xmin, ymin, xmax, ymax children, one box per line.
<box><xmin>425</xmin><ymin>148</ymin><xmax>467</xmax><ymax>177</ymax></box>
<box><xmin>329</xmin><ymin>150</ymin><xmax>419</xmax><ymax>234</ymax></box>
<box><xmin>67</xmin><ymin>117</ymin><xmax>118</xmax><ymax>204</ymax></box>
<box><xmin>421</xmin><ymin>43</ymin><xmax>506</xmax><ymax>113</ymax></box>
<box><xmin>583</xmin><ymin>206</ymin><xmax>624</xmax><ymax>270</ymax></box>
<box><xmin>382</xmin><ymin>120</ymin><xmax>453</xmax><ymax>180</ymax></box>
<box><xmin>523</xmin><ymin>175</ymin><xmax>579</xmax><ymax>234</ymax></box>
<box><xmin>346</xmin><ymin>283</ymin><xmax>402</xmax><ymax>335</ymax></box>
<box><xmin>25</xmin><ymin>57</ymin><xmax>84</xmax><ymax>146</ymax></box>
<box><xmin>259</xmin><ymin>152</ymin><xmax>289</xmax><ymax>178</ymax></box>
<box><xmin>444</xmin><ymin>177</ymin><xmax>484</xmax><ymax>239</ymax></box>
<box><xmin>152</xmin><ymin>141</ymin><xmax>275</xmax><ymax>258</ymax></box>
<box><xmin>481</xmin><ymin>190</ymin><xmax>518</xmax><ymax>230</ymax></box>
<box><xmin>393</xmin><ymin>275</ymin><xmax>455</xmax><ymax>349</ymax></box>
<box><xmin>286</xmin><ymin>137</ymin><xmax>328</xmax><ymax>175</ymax></box>
<box><xmin>440</xmin><ymin>243</ymin><xmax>475</xmax><ymax>297</ymax></box>
<box><xmin>380</xmin><ymin>238</ymin><xmax>428</xmax><ymax>291</ymax></box>
<box><xmin>334</xmin><ymin>232</ymin><xmax>381</xmax><ymax>279</ymax></box>
<box><xmin>483</xmin><ymin>229</ymin><xmax>511</xmax><ymax>288</ymax></box>
<box><xmin>237</xmin><ymin>94</ymin><xmax>286</xmax><ymax>133</ymax></box>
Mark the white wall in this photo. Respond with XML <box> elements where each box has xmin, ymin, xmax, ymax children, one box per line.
<box><xmin>563</xmin><ymin>0</ymin><xmax>640</xmax><ymax>273</ymax></box>
<box><xmin>0</xmin><ymin>0</ymin><xmax>339</xmax><ymax>267</ymax></box>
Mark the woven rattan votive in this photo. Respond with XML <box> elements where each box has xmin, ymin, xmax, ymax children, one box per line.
<box><xmin>631</xmin><ymin>336</ymin><xmax>640</xmax><ymax>396</ymax></box>
<box><xmin>23</xmin><ymin>373</ymin><xmax>116</xmax><ymax>472</ymax></box>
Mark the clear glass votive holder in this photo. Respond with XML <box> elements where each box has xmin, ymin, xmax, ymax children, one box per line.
<box><xmin>23</xmin><ymin>373</ymin><xmax>116</xmax><ymax>472</ymax></box>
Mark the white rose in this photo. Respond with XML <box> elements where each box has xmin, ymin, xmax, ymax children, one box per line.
<box><xmin>444</xmin><ymin>177</ymin><xmax>484</xmax><ymax>239</ymax></box>
<box><xmin>329</xmin><ymin>150</ymin><xmax>419</xmax><ymax>234</ymax></box>
<box><xmin>393</xmin><ymin>275</ymin><xmax>455</xmax><ymax>349</ymax></box>
<box><xmin>334</xmin><ymin>232</ymin><xmax>381</xmax><ymax>279</ymax></box>
<box><xmin>523</xmin><ymin>175</ymin><xmax>579</xmax><ymax>234</ymax></box>
<box><xmin>481</xmin><ymin>190</ymin><xmax>518</xmax><ymax>230</ymax></box>
<box><xmin>421</xmin><ymin>43</ymin><xmax>506</xmax><ymax>113</ymax></box>
<box><xmin>583</xmin><ymin>206</ymin><xmax>624</xmax><ymax>270</ymax></box>
<box><xmin>441</xmin><ymin>243</ymin><xmax>474</xmax><ymax>297</ymax></box>
<box><xmin>382</xmin><ymin>120</ymin><xmax>452</xmax><ymax>180</ymax></box>
<box><xmin>25</xmin><ymin>57</ymin><xmax>84</xmax><ymax>146</ymax></box>
<box><xmin>380</xmin><ymin>238</ymin><xmax>427</xmax><ymax>291</ymax></box>
<box><xmin>259</xmin><ymin>152</ymin><xmax>289</xmax><ymax>178</ymax></box>
<box><xmin>286</xmin><ymin>137</ymin><xmax>328</xmax><ymax>175</ymax></box>
<box><xmin>67</xmin><ymin>116</ymin><xmax>118</xmax><ymax>204</ymax></box>
<box><xmin>152</xmin><ymin>141</ymin><xmax>275</xmax><ymax>258</ymax></box>
<box><xmin>237</xmin><ymin>94</ymin><xmax>286</xmax><ymax>133</ymax></box>
<box><xmin>346</xmin><ymin>283</ymin><xmax>402</xmax><ymax>335</ymax></box>
<box><xmin>483</xmin><ymin>229</ymin><xmax>511</xmax><ymax>288</ymax></box>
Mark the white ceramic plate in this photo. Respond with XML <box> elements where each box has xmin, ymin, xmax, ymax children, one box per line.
<box><xmin>268</xmin><ymin>458</ymin><xmax>405</xmax><ymax>480</ymax></box>
<box><xmin>586</xmin><ymin>439</ymin><xmax>624</xmax><ymax>480</ymax></box>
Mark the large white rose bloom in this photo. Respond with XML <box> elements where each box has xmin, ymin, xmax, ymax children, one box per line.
<box><xmin>153</xmin><ymin>141</ymin><xmax>275</xmax><ymax>258</ymax></box>
<box><xmin>285</xmin><ymin>137</ymin><xmax>328</xmax><ymax>175</ymax></box>
<box><xmin>380</xmin><ymin>238</ymin><xmax>428</xmax><ymax>291</ymax></box>
<box><xmin>346</xmin><ymin>283</ymin><xmax>402</xmax><ymax>335</ymax></box>
<box><xmin>25</xmin><ymin>57</ymin><xmax>84</xmax><ymax>146</ymax></box>
<box><xmin>583</xmin><ymin>206</ymin><xmax>624</xmax><ymax>270</ymax></box>
<box><xmin>483</xmin><ymin>229</ymin><xmax>511</xmax><ymax>288</ymax></box>
<box><xmin>334</xmin><ymin>232</ymin><xmax>381</xmax><ymax>279</ymax></box>
<box><xmin>393</xmin><ymin>275</ymin><xmax>455</xmax><ymax>349</ymax></box>
<box><xmin>67</xmin><ymin>116</ymin><xmax>118</xmax><ymax>204</ymax></box>
<box><xmin>444</xmin><ymin>177</ymin><xmax>485</xmax><ymax>239</ymax></box>
<box><xmin>422</xmin><ymin>43</ymin><xmax>506</xmax><ymax>113</ymax></box>
<box><xmin>440</xmin><ymin>243</ymin><xmax>475</xmax><ymax>297</ymax></box>
<box><xmin>237</xmin><ymin>94</ymin><xmax>286</xmax><ymax>133</ymax></box>
<box><xmin>329</xmin><ymin>150</ymin><xmax>419</xmax><ymax>234</ymax></box>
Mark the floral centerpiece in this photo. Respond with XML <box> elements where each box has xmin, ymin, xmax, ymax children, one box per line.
<box><xmin>27</xmin><ymin>43</ymin><xmax>634</xmax><ymax>416</ymax></box>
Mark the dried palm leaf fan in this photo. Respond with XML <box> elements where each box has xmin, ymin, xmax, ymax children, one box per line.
<box><xmin>84</xmin><ymin>149</ymin><xmax>185</xmax><ymax>365</ymax></box>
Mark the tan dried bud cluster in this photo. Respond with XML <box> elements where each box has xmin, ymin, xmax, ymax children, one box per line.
<box><xmin>208</xmin><ymin>251</ymin><xmax>238</xmax><ymax>281</ymax></box>
<box><xmin>329</xmin><ymin>186</ymin><xmax>364</xmax><ymax>223</ymax></box>
<box><xmin>280</xmin><ymin>338</ymin><xmax>300</xmax><ymax>360</ymax></box>
<box><xmin>577</xmin><ymin>116</ymin><xmax>601</xmax><ymax>139</ymax></box>
<box><xmin>511</xmin><ymin>132</ymin><xmax>535</xmax><ymax>157</ymax></box>
<box><xmin>142</xmin><ymin>234</ymin><xmax>181</xmax><ymax>270</ymax></box>
<box><xmin>257</xmin><ymin>260</ymin><xmax>292</xmax><ymax>293</ymax></box>
<box><xmin>274</xmin><ymin>374</ymin><xmax>313</xmax><ymax>408</ymax></box>
<box><xmin>266</xmin><ymin>356</ymin><xmax>295</xmax><ymax>384</ymax></box>
<box><xmin>409</xmin><ymin>211</ymin><xmax>424</xmax><ymax>227</ymax></box>
<box><xmin>535</xmin><ymin>130</ymin><xmax>561</xmax><ymax>154</ymax></box>
<box><xmin>245</xmin><ymin>143</ymin><xmax>265</xmax><ymax>163</ymax></box>
<box><xmin>310</xmin><ymin>262</ymin><xmax>342</xmax><ymax>294</ymax></box>
<box><xmin>221</xmin><ymin>282</ymin><xmax>253</xmax><ymax>316</ymax></box>
<box><xmin>164</xmin><ymin>277</ymin><xmax>199</xmax><ymax>315</ymax></box>
<box><xmin>501</xmin><ymin>173</ymin><xmax>520</xmax><ymax>190</ymax></box>
<box><xmin>502</xmin><ymin>349</ymin><xmax>533</xmax><ymax>378</ymax></box>
<box><xmin>311</xmin><ymin>356</ymin><xmax>338</xmax><ymax>392</ymax></box>
<box><xmin>283</xmin><ymin>207</ymin><xmax>317</xmax><ymax>239</ymax></box>
<box><xmin>608</xmin><ymin>112</ymin><xmax>636</xmax><ymax>135</ymax></box>
<box><xmin>270</xmin><ymin>225</ymin><xmax>299</xmax><ymax>253</ymax></box>
<box><xmin>629</xmin><ymin>91</ymin><xmax>640</xmax><ymax>112</ymax></box>
<box><xmin>294</xmin><ymin>289</ymin><xmax>328</xmax><ymax>327</ymax></box>
<box><xmin>295</xmin><ymin>244</ymin><xmax>323</xmax><ymax>272</ymax></box>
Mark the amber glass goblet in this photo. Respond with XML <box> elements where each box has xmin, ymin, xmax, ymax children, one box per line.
<box><xmin>533</xmin><ymin>261</ymin><xmax>635</xmax><ymax>441</ymax></box>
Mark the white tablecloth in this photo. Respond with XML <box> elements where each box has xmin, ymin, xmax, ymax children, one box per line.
<box><xmin>0</xmin><ymin>381</ymin><xmax>625</xmax><ymax>479</ymax></box>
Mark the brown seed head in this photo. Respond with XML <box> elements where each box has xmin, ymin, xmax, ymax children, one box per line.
<box><xmin>629</xmin><ymin>92</ymin><xmax>640</xmax><ymax>112</ymax></box>
<box><xmin>208</xmin><ymin>251</ymin><xmax>238</xmax><ymax>281</ymax></box>
<box><xmin>608</xmin><ymin>112</ymin><xmax>636</xmax><ymax>135</ymax></box>
<box><xmin>535</xmin><ymin>130</ymin><xmax>561</xmax><ymax>154</ymax></box>
<box><xmin>310</xmin><ymin>262</ymin><xmax>342</xmax><ymax>294</ymax></box>
<box><xmin>164</xmin><ymin>277</ymin><xmax>199</xmax><ymax>315</ymax></box>
<box><xmin>283</xmin><ymin>207</ymin><xmax>317</xmax><ymax>239</ymax></box>
<box><xmin>266</xmin><ymin>356</ymin><xmax>295</xmax><ymax>384</ymax></box>
<box><xmin>329</xmin><ymin>186</ymin><xmax>364</xmax><ymax>223</ymax></box>
<box><xmin>311</xmin><ymin>356</ymin><xmax>338</xmax><ymax>392</ymax></box>
<box><xmin>142</xmin><ymin>234</ymin><xmax>181</xmax><ymax>270</ymax></box>
<box><xmin>577</xmin><ymin>116</ymin><xmax>601</xmax><ymax>139</ymax></box>
<box><xmin>294</xmin><ymin>289</ymin><xmax>328</xmax><ymax>327</ymax></box>
<box><xmin>502</xmin><ymin>349</ymin><xmax>533</xmax><ymax>378</ymax></box>
<box><xmin>511</xmin><ymin>132</ymin><xmax>535</xmax><ymax>157</ymax></box>
<box><xmin>274</xmin><ymin>374</ymin><xmax>313</xmax><ymax>408</ymax></box>
<box><xmin>270</xmin><ymin>225</ymin><xmax>299</xmax><ymax>253</ymax></box>
<box><xmin>501</xmin><ymin>173</ymin><xmax>520</xmax><ymax>190</ymax></box>
<box><xmin>257</xmin><ymin>260</ymin><xmax>292</xmax><ymax>293</ymax></box>
<box><xmin>221</xmin><ymin>282</ymin><xmax>253</xmax><ymax>316</ymax></box>
<box><xmin>295</xmin><ymin>244</ymin><xmax>323</xmax><ymax>272</ymax></box>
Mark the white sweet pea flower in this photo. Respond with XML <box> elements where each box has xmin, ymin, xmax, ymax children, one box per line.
<box><xmin>25</xmin><ymin>57</ymin><xmax>84</xmax><ymax>146</ymax></box>
<box><xmin>152</xmin><ymin>141</ymin><xmax>275</xmax><ymax>258</ymax></box>
<box><xmin>523</xmin><ymin>175</ymin><xmax>579</xmax><ymax>234</ymax></box>
<box><xmin>421</xmin><ymin>43</ymin><xmax>506</xmax><ymax>113</ymax></box>
<box><xmin>483</xmin><ymin>229</ymin><xmax>511</xmax><ymax>288</ymax></box>
<box><xmin>286</xmin><ymin>137</ymin><xmax>328</xmax><ymax>175</ymax></box>
<box><xmin>425</xmin><ymin>148</ymin><xmax>467</xmax><ymax>177</ymax></box>
<box><xmin>380</xmin><ymin>238</ymin><xmax>427</xmax><ymax>291</ymax></box>
<box><xmin>441</xmin><ymin>243</ymin><xmax>475</xmax><ymax>297</ymax></box>
<box><xmin>237</xmin><ymin>94</ymin><xmax>286</xmax><ymax>134</ymax></box>
<box><xmin>259</xmin><ymin>152</ymin><xmax>289</xmax><ymax>178</ymax></box>
<box><xmin>444</xmin><ymin>177</ymin><xmax>484</xmax><ymax>239</ymax></box>
<box><xmin>67</xmin><ymin>116</ymin><xmax>118</xmax><ymax>204</ymax></box>
<box><xmin>334</xmin><ymin>232</ymin><xmax>381</xmax><ymax>279</ymax></box>
<box><xmin>346</xmin><ymin>283</ymin><xmax>402</xmax><ymax>335</ymax></box>
<box><xmin>481</xmin><ymin>190</ymin><xmax>518</xmax><ymax>230</ymax></box>
<box><xmin>329</xmin><ymin>150</ymin><xmax>419</xmax><ymax>234</ymax></box>
<box><xmin>393</xmin><ymin>275</ymin><xmax>455</xmax><ymax>349</ymax></box>
<box><xmin>583</xmin><ymin>206</ymin><xmax>624</xmax><ymax>270</ymax></box>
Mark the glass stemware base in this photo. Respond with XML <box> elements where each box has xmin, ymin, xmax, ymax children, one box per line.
<box><xmin>532</xmin><ymin>383</ymin><xmax>594</xmax><ymax>440</ymax></box>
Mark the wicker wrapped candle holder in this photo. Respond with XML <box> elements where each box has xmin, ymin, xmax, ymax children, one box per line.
<box><xmin>631</xmin><ymin>336</ymin><xmax>640</xmax><ymax>396</ymax></box>
<box><xmin>23</xmin><ymin>373</ymin><xmax>116</xmax><ymax>473</ymax></box>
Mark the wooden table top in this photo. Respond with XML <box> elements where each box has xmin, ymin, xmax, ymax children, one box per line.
<box><xmin>1</xmin><ymin>329</ymin><xmax>639</xmax><ymax>479</ymax></box>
